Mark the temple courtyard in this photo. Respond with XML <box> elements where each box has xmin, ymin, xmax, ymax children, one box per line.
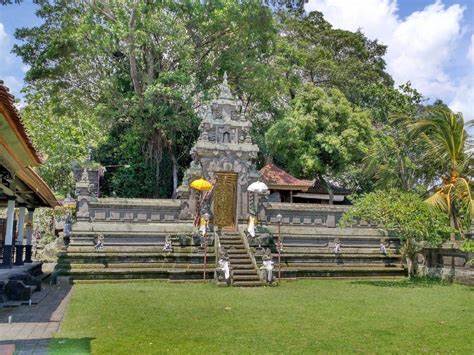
<box><xmin>44</xmin><ymin>279</ymin><xmax>472</xmax><ymax>354</ymax></box>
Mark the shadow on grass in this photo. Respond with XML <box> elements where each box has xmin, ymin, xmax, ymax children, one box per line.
<box><xmin>48</xmin><ymin>337</ymin><xmax>94</xmax><ymax>355</ymax></box>
<box><xmin>352</xmin><ymin>277</ymin><xmax>451</xmax><ymax>288</ymax></box>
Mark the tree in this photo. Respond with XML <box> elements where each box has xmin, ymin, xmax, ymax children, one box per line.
<box><xmin>273</xmin><ymin>11</ymin><xmax>393</xmax><ymax>111</ymax></box>
<box><xmin>265</xmin><ymin>85</ymin><xmax>373</xmax><ymax>202</ymax></box>
<box><xmin>359</xmin><ymin>83</ymin><xmax>442</xmax><ymax>192</ymax></box>
<box><xmin>410</xmin><ymin>108</ymin><xmax>473</xmax><ymax>239</ymax></box>
<box><xmin>14</xmin><ymin>0</ymin><xmax>277</xmax><ymax>197</ymax></box>
<box><xmin>20</xmin><ymin>89</ymin><xmax>102</xmax><ymax>196</ymax></box>
<box><xmin>340</xmin><ymin>190</ymin><xmax>452</xmax><ymax>277</ymax></box>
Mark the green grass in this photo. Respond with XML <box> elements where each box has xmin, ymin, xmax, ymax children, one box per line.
<box><xmin>50</xmin><ymin>279</ymin><xmax>473</xmax><ymax>354</ymax></box>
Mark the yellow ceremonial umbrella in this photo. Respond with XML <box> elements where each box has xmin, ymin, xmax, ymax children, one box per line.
<box><xmin>190</xmin><ymin>178</ymin><xmax>213</xmax><ymax>191</ymax></box>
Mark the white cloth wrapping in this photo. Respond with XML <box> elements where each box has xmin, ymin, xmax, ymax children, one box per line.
<box><xmin>380</xmin><ymin>243</ymin><xmax>387</xmax><ymax>254</ymax></box>
<box><xmin>163</xmin><ymin>241</ymin><xmax>173</xmax><ymax>252</ymax></box>
<box><xmin>261</xmin><ymin>259</ymin><xmax>274</xmax><ymax>282</ymax></box>
<box><xmin>199</xmin><ymin>224</ymin><xmax>206</xmax><ymax>236</ymax></box>
<box><xmin>218</xmin><ymin>259</ymin><xmax>230</xmax><ymax>279</ymax></box>
<box><xmin>247</xmin><ymin>216</ymin><xmax>256</xmax><ymax>238</ymax></box>
<box><xmin>334</xmin><ymin>242</ymin><xmax>341</xmax><ymax>254</ymax></box>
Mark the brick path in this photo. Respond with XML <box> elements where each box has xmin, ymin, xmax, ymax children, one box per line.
<box><xmin>0</xmin><ymin>281</ymin><xmax>73</xmax><ymax>354</ymax></box>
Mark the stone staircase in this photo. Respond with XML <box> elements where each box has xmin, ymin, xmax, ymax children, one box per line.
<box><xmin>219</xmin><ymin>232</ymin><xmax>263</xmax><ymax>287</ymax></box>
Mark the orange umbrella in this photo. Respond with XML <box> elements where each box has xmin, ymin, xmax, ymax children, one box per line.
<box><xmin>190</xmin><ymin>178</ymin><xmax>213</xmax><ymax>191</ymax></box>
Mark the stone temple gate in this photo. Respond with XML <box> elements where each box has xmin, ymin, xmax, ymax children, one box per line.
<box><xmin>178</xmin><ymin>74</ymin><xmax>260</xmax><ymax>229</ymax></box>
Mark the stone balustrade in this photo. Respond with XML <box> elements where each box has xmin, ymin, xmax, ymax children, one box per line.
<box><xmin>262</xmin><ymin>202</ymin><xmax>350</xmax><ymax>227</ymax></box>
<box><xmin>85</xmin><ymin>198</ymin><xmax>187</xmax><ymax>223</ymax></box>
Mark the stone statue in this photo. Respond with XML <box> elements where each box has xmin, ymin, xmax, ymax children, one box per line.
<box><xmin>217</xmin><ymin>248</ymin><xmax>231</xmax><ymax>285</ymax></box>
<box><xmin>260</xmin><ymin>249</ymin><xmax>274</xmax><ymax>284</ymax></box>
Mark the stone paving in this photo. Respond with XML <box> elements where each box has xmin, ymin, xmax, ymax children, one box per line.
<box><xmin>0</xmin><ymin>281</ymin><xmax>73</xmax><ymax>354</ymax></box>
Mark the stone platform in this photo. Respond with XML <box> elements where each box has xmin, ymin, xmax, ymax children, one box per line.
<box><xmin>59</xmin><ymin>211</ymin><xmax>406</xmax><ymax>282</ymax></box>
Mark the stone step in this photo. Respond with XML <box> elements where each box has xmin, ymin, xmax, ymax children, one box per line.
<box><xmin>228</xmin><ymin>258</ymin><xmax>252</xmax><ymax>264</ymax></box>
<box><xmin>58</xmin><ymin>256</ymin><xmax>213</xmax><ymax>264</ymax></box>
<box><xmin>232</xmin><ymin>269</ymin><xmax>257</xmax><ymax>275</ymax></box>
<box><xmin>279</xmin><ymin>268</ymin><xmax>406</xmax><ymax>278</ymax></box>
<box><xmin>282</xmin><ymin>246</ymin><xmax>399</xmax><ymax>255</ymax></box>
<box><xmin>59</xmin><ymin>267</ymin><xmax>214</xmax><ymax>279</ymax></box>
<box><xmin>60</xmin><ymin>249</ymin><xmax>214</xmax><ymax>254</ymax></box>
<box><xmin>227</xmin><ymin>253</ymin><xmax>248</xmax><ymax>258</ymax></box>
<box><xmin>229</xmin><ymin>264</ymin><xmax>254</xmax><ymax>269</ymax></box>
<box><xmin>277</xmin><ymin>253</ymin><xmax>401</xmax><ymax>258</ymax></box>
<box><xmin>232</xmin><ymin>275</ymin><xmax>260</xmax><ymax>281</ymax></box>
<box><xmin>63</xmin><ymin>263</ymin><xmax>215</xmax><ymax>269</ymax></box>
<box><xmin>232</xmin><ymin>280</ymin><xmax>264</xmax><ymax>287</ymax></box>
<box><xmin>220</xmin><ymin>242</ymin><xmax>242</xmax><ymax>246</ymax></box>
<box><xmin>278</xmin><ymin>265</ymin><xmax>406</xmax><ymax>271</ymax></box>
<box><xmin>61</xmin><ymin>251</ymin><xmax>213</xmax><ymax>257</ymax></box>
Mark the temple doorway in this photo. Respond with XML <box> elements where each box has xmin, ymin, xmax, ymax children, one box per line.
<box><xmin>213</xmin><ymin>172</ymin><xmax>238</xmax><ymax>230</ymax></box>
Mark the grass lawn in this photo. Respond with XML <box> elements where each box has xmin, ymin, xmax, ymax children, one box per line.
<box><xmin>50</xmin><ymin>279</ymin><xmax>473</xmax><ymax>354</ymax></box>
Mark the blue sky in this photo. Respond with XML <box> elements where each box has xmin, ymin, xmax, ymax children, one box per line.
<box><xmin>1</xmin><ymin>0</ymin><xmax>473</xmax><ymax>119</ymax></box>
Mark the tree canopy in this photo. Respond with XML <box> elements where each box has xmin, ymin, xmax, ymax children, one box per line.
<box><xmin>265</xmin><ymin>85</ymin><xmax>373</xmax><ymax>181</ymax></box>
<box><xmin>9</xmin><ymin>0</ymin><xmax>470</xmax><ymax>206</ymax></box>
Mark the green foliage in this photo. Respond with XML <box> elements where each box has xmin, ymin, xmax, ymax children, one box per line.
<box><xmin>20</xmin><ymin>90</ymin><xmax>103</xmax><ymax>195</ymax></box>
<box><xmin>265</xmin><ymin>85</ymin><xmax>373</xmax><ymax>180</ymax></box>
<box><xmin>410</xmin><ymin>108</ymin><xmax>473</xmax><ymax>235</ymax></box>
<box><xmin>15</xmin><ymin>0</ymin><xmax>277</xmax><ymax>197</ymax></box>
<box><xmin>273</xmin><ymin>11</ymin><xmax>392</xmax><ymax>112</ymax></box>
<box><xmin>13</xmin><ymin>1</ymin><xmax>463</xmax><ymax>199</ymax></box>
<box><xmin>460</xmin><ymin>239</ymin><xmax>474</xmax><ymax>253</ymax></box>
<box><xmin>340</xmin><ymin>190</ymin><xmax>452</xmax><ymax>249</ymax></box>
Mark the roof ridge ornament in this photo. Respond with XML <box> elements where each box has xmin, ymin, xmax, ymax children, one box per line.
<box><xmin>218</xmin><ymin>71</ymin><xmax>234</xmax><ymax>100</ymax></box>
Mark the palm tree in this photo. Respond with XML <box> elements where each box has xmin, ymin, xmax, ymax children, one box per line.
<box><xmin>410</xmin><ymin>108</ymin><xmax>473</xmax><ymax>240</ymax></box>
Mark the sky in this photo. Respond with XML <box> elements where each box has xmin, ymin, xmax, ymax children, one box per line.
<box><xmin>0</xmin><ymin>0</ymin><xmax>473</xmax><ymax>120</ymax></box>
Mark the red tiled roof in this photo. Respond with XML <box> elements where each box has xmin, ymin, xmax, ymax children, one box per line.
<box><xmin>0</xmin><ymin>81</ymin><xmax>42</xmax><ymax>164</ymax></box>
<box><xmin>259</xmin><ymin>163</ymin><xmax>313</xmax><ymax>190</ymax></box>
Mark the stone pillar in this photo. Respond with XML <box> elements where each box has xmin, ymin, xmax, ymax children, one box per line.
<box><xmin>1</xmin><ymin>197</ymin><xmax>16</xmax><ymax>268</ymax></box>
<box><xmin>24</xmin><ymin>208</ymin><xmax>34</xmax><ymax>263</ymax></box>
<box><xmin>14</xmin><ymin>206</ymin><xmax>26</xmax><ymax>265</ymax></box>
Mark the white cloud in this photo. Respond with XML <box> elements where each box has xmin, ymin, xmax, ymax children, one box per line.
<box><xmin>450</xmin><ymin>82</ymin><xmax>473</xmax><ymax>121</ymax></box>
<box><xmin>0</xmin><ymin>22</ymin><xmax>7</xmax><ymax>43</ymax></box>
<box><xmin>305</xmin><ymin>0</ymin><xmax>469</xmax><ymax>114</ymax></box>
<box><xmin>0</xmin><ymin>22</ymin><xmax>14</xmax><ymax>66</ymax></box>
<box><xmin>468</xmin><ymin>34</ymin><xmax>474</xmax><ymax>65</ymax></box>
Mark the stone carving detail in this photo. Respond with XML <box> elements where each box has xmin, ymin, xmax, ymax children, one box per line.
<box><xmin>178</xmin><ymin>72</ymin><xmax>260</xmax><ymax>223</ymax></box>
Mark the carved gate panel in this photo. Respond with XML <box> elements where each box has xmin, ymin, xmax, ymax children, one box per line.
<box><xmin>213</xmin><ymin>173</ymin><xmax>238</xmax><ymax>228</ymax></box>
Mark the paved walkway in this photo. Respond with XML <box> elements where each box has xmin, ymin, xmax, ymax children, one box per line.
<box><xmin>0</xmin><ymin>281</ymin><xmax>73</xmax><ymax>354</ymax></box>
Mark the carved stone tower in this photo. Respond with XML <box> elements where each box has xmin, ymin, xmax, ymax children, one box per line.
<box><xmin>178</xmin><ymin>74</ymin><xmax>259</xmax><ymax>228</ymax></box>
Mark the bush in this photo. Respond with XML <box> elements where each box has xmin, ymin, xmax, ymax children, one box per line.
<box><xmin>340</xmin><ymin>189</ymin><xmax>452</xmax><ymax>276</ymax></box>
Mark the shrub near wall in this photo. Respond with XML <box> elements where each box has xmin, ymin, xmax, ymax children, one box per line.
<box><xmin>340</xmin><ymin>189</ymin><xmax>452</xmax><ymax>276</ymax></box>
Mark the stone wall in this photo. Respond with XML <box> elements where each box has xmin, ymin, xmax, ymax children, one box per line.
<box><xmin>261</xmin><ymin>202</ymin><xmax>350</xmax><ymax>227</ymax></box>
<box><xmin>418</xmin><ymin>247</ymin><xmax>473</xmax><ymax>285</ymax></box>
<box><xmin>86</xmin><ymin>198</ymin><xmax>185</xmax><ymax>223</ymax></box>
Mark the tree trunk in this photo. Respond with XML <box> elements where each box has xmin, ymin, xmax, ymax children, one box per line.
<box><xmin>128</xmin><ymin>7</ymin><xmax>142</xmax><ymax>96</ymax></box>
<box><xmin>406</xmin><ymin>256</ymin><xmax>415</xmax><ymax>278</ymax></box>
<box><xmin>171</xmin><ymin>152</ymin><xmax>178</xmax><ymax>199</ymax></box>
<box><xmin>450</xmin><ymin>212</ymin><xmax>456</xmax><ymax>242</ymax></box>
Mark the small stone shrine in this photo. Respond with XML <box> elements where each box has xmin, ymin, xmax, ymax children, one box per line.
<box><xmin>178</xmin><ymin>73</ymin><xmax>260</xmax><ymax>229</ymax></box>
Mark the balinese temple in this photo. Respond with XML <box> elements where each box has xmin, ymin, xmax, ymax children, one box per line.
<box><xmin>259</xmin><ymin>163</ymin><xmax>351</xmax><ymax>205</ymax></box>
<box><xmin>0</xmin><ymin>81</ymin><xmax>58</xmax><ymax>268</ymax></box>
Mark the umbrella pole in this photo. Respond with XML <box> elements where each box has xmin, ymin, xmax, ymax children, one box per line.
<box><xmin>204</xmin><ymin>217</ymin><xmax>208</xmax><ymax>280</ymax></box>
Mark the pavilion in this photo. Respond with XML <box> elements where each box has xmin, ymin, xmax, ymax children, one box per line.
<box><xmin>259</xmin><ymin>163</ymin><xmax>351</xmax><ymax>204</ymax></box>
<box><xmin>0</xmin><ymin>81</ymin><xmax>59</xmax><ymax>268</ymax></box>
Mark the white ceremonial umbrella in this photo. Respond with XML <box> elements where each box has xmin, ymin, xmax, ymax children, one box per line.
<box><xmin>247</xmin><ymin>181</ymin><xmax>269</xmax><ymax>194</ymax></box>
